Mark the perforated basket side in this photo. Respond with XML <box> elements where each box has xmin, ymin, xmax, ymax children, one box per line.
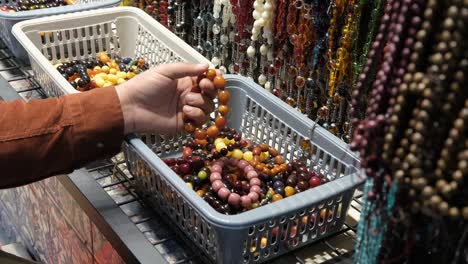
<box><xmin>123</xmin><ymin>75</ymin><xmax>364</xmax><ymax>263</ymax></box>
<box><xmin>12</xmin><ymin>7</ymin><xmax>209</xmax><ymax>96</ymax></box>
<box><xmin>1</xmin><ymin>0</ymin><xmax>121</xmax><ymax>60</ymax></box>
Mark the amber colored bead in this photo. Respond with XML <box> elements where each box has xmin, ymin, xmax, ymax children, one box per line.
<box><xmin>196</xmin><ymin>190</ymin><xmax>205</xmax><ymax>197</ymax></box>
<box><xmin>196</xmin><ymin>139</ymin><xmax>208</xmax><ymax>146</ymax></box>
<box><xmin>218</xmin><ymin>90</ymin><xmax>230</xmax><ymax>104</ymax></box>
<box><xmin>252</xmin><ymin>147</ymin><xmax>262</xmax><ymax>156</ymax></box>
<box><xmin>206</xmin><ymin>69</ymin><xmax>217</xmax><ymax>81</ymax></box>
<box><xmin>194</xmin><ymin>129</ymin><xmax>207</xmax><ymax>140</ymax></box>
<box><xmin>263</xmin><ymin>168</ymin><xmax>271</xmax><ymax>175</ymax></box>
<box><xmin>272</xmin><ymin>194</ymin><xmax>283</xmax><ymax>202</ymax></box>
<box><xmin>268</xmin><ymin>147</ymin><xmax>278</xmax><ymax>157</ymax></box>
<box><xmin>218</xmin><ymin>105</ymin><xmax>230</xmax><ymax>116</ymax></box>
<box><xmin>184</xmin><ymin>122</ymin><xmax>196</xmax><ymax>133</ymax></box>
<box><xmin>213</xmin><ymin>76</ymin><xmax>227</xmax><ymax>90</ymax></box>
<box><xmin>274</xmin><ymin>155</ymin><xmax>285</xmax><ymax>164</ymax></box>
<box><xmin>279</xmin><ymin>164</ymin><xmax>288</xmax><ymax>171</ymax></box>
<box><xmin>271</xmin><ymin>167</ymin><xmax>280</xmax><ymax>175</ymax></box>
<box><xmin>255</xmin><ymin>164</ymin><xmax>265</xmax><ymax>171</ymax></box>
<box><xmin>207</xmin><ymin>125</ymin><xmax>219</xmax><ymax>138</ymax></box>
<box><xmin>215</xmin><ymin>116</ymin><xmax>227</xmax><ymax>128</ymax></box>
<box><xmin>259</xmin><ymin>144</ymin><xmax>269</xmax><ymax>152</ymax></box>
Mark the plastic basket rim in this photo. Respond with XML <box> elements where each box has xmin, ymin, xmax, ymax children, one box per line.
<box><xmin>0</xmin><ymin>0</ymin><xmax>121</xmax><ymax>20</ymax></box>
<box><xmin>11</xmin><ymin>6</ymin><xmax>211</xmax><ymax>95</ymax></box>
<box><xmin>126</xmin><ymin>75</ymin><xmax>365</xmax><ymax>229</ymax></box>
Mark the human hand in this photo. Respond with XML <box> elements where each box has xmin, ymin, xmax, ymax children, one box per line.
<box><xmin>115</xmin><ymin>63</ymin><xmax>217</xmax><ymax>134</ymax></box>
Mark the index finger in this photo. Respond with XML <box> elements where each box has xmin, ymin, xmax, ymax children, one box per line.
<box><xmin>198</xmin><ymin>78</ymin><xmax>217</xmax><ymax>99</ymax></box>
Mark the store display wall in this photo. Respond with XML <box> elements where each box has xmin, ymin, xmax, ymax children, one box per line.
<box><xmin>0</xmin><ymin>176</ymin><xmax>124</xmax><ymax>264</ymax></box>
<box><xmin>123</xmin><ymin>0</ymin><xmax>385</xmax><ymax>143</ymax></box>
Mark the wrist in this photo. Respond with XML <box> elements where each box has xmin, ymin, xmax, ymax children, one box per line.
<box><xmin>115</xmin><ymin>84</ymin><xmax>135</xmax><ymax>134</ymax></box>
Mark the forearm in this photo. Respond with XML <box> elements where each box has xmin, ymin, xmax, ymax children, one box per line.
<box><xmin>0</xmin><ymin>86</ymin><xmax>124</xmax><ymax>189</ymax></box>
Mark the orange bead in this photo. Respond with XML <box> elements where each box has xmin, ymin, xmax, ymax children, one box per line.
<box><xmin>184</xmin><ymin>122</ymin><xmax>196</xmax><ymax>133</ymax></box>
<box><xmin>195</xmin><ymin>139</ymin><xmax>208</xmax><ymax>146</ymax></box>
<box><xmin>259</xmin><ymin>144</ymin><xmax>269</xmax><ymax>152</ymax></box>
<box><xmin>196</xmin><ymin>190</ymin><xmax>205</xmax><ymax>197</ymax></box>
<box><xmin>274</xmin><ymin>155</ymin><xmax>285</xmax><ymax>164</ymax></box>
<box><xmin>215</xmin><ymin>116</ymin><xmax>227</xmax><ymax>128</ymax></box>
<box><xmin>272</xmin><ymin>194</ymin><xmax>283</xmax><ymax>202</ymax></box>
<box><xmin>194</xmin><ymin>129</ymin><xmax>207</xmax><ymax>140</ymax></box>
<box><xmin>252</xmin><ymin>147</ymin><xmax>262</xmax><ymax>156</ymax></box>
<box><xmin>99</xmin><ymin>53</ymin><xmax>110</xmax><ymax>63</ymax></box>
<box><xmin>207</xmin><ymin>125</ymin><xmax>219</xmax><ymax>138</ymax></box>
<box><xmin>206</xmin><ymin>69</ymin><xmax>217</xmax><ymax>81</ymax></box>
<box><xmin>218</xmin><ymin>90</ymin><xmax>230</xmax><ymax>104</ymax></box>
<box><xmin>213</xmin><ymin>76</ymin><xmax>226</xmax><ymax>90</ymax></box>
<box><xmin>218</xmin><ymin>105</ymin><xmax>230</xmax><ymax>116</ymax></box>
<box><xmin>268</xmin><ymin>147</ymin><xmax>279</xmax><ymax>157</ymax></box>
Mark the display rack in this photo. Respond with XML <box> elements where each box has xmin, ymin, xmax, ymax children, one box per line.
<box><xmin>0</xmin><ymin>40</ymin><xmax>362</xmax><ymax>264</ymax></box>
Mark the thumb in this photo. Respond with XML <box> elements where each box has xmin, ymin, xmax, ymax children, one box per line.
<box><xmin>155</xmin><ymin>63</ymin><xmax>209</xmax><ymax>80</ymax></box>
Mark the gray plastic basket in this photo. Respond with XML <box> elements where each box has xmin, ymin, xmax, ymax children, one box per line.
<box><xmin>0</xmin><ymin>0</ymin><xmax>121</xmax><ymax>61</ymax></box>
<box><xmin>123</xmin><ymin>75</ymin><xmax>365</xmax><ymax>264</ymax></box>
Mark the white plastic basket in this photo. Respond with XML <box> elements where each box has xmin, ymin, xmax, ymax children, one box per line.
<box><xmin>12</xmin><ymin>6</ymin><xmax>209</xmax><ymax>97</ymax></box>
<box><xmin>0</xmin><ymin>0</ymin><xmax>121</xmax><ymax>61</ymax></box>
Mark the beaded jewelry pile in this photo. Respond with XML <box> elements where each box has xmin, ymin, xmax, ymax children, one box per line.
<box><xmin>352</xmin><ymin>0</ymin><xmax>467</xmax><ymax>262</ymax></box>
<box><xmin>0</xmin><ymin>0</ymin><xmax>73</xmax><ymax>12</ymax></box>
<box><xmin>125</xmin><ymin>0</ymin><xmax>386</xmax><ymax>142</ymax></box>
<box><xmin>167</xmin><ymin>69</ymin><xmax>328</xmax><ymax>215</ymax></box>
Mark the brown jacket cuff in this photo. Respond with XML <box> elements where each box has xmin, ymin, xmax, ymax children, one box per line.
<box><xmin>67</xmin><ymin>86</ymin><xmax>125</xmax><ymax>165</ymax></box>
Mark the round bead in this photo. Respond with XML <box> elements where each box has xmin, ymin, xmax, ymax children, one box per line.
<box><xmin>228</xmin><ymin>193</ymin><xmax>241</xmax><ymax>206</ymax></box>
<box><xmin>264</xmin><ymin>81</ymin><xmax>271</xmax><ymax>91</ymax></box>
<box><xmin>243</xmin><ymin>151</ymin><xmax>254</xmax><ymax>161</ymax></box>
<box><xmin>212</xmin><ymin>24</ymin><xmax>221</xmax><ymax>35</ymax></box>
<box><xmin>264</xmin><ymin>1</ymin><xmax>272</xmax><ymax>11</ymax></box>
<box><xmin>213</xmin><ymin>76</ymin><xmax>226</xmax><ymax>90</ymax></box>
<box><xmin>184</xmin><ymin>122</ymin><xmax>196</xmax><ymax>133</ymax></box>
<box><xmin>218</xmin><ymin>105</ymin><xmax>230</xmax><ymax>116</ymax></box>
<box><xmin>247</xmin><ymin>46</ymin><xmax>256</xmax><ymax>58</ymax></box>
<box><xmin>250</xmin><ymin>185</ymin><xmax>262</xmax><ymax>194</ymax></box>
<box><xmin>244</xmin><ymin>165</ymin><xmax>254</xmax><ymax>173</ymax></box>
<box><xmin>212</xmin><ymin>180</ymin><xmax>224</xmax><ymax>192</ymax></box>
<box><xmin>218</xmin><ymin>90</ymin><xmax>230</xmax><ymax>104</ymax></box>
<box><xmin>272</xmin><ymin>194</ymin><xmax>283</xmax><ymax>202</ymax></box>
<box><xmin>207</xmin><ymin>125</ymin><xmax>220</xmax><ymax>138</ymax></box>
<box><xmin>258</xmin><ymin>74</ymin><xmax>267</xmax><ymax>85</ymax></box>
<box><xmin>220</xmin><ymin>35</ymin><xmax>229</xmax><ymax>45</ymax></box>
<box><xmin>238</xmin><ymin>160</ymin><xmax>249</xmax><ymax>169</ymax></box>
<box><xmin>250</xmin><ymin>177</ymin><xmax>261</xmax><ymax>186</ymax></box>
<box><xmin>260</xmin><ymin>44</ymin><xmax>268</xmax><ymax>55</ymax></box>
<box><xmin>309</xmin><ymin>176</ymin><xmax>321</xmax><ymax>187</ymax></box>
<box><xmin>206</xmin><ymin>69</ymin><xmax>217</xmax><ymax>81</ymax></box>
<box><xmin>252</xmin><ymin>10</ymin><xmax>261</xmax><ymax>19</ymax></box>
<box><xmin>248</xmin><ymin>192</ymin><xmax>259</xmax><ymax>203</ymax></box>
<box><xmin>261</xmin><ymin>11</ymin><xmax>270</xmax><ymax>20</ymax></box>
<box><xmin>241</xmin><ymin>195</ymin><xmax>252</xmax><ymax>208</ymax></box>
<box><xmin>218</xmin><ymin>187</ymin><xmax>231</xmax><ymax>200</ymax></box>
<box><xmin>211</xmin><ymin>57</ymin><xmax>221</xmax><ymax>66</ymax></box>
<box><xmin>212</xmin><ymin>164</ymin><xmax>222</xmax><ymax>173</ymax></box>
<box><xmin>210</xmin><ymin>172</ymin><xmax>222</xmax><ymax>182</ymax></box>
<box><xmin>232</xmin><ymin>149</ymin><xmax>244</xmax><ymax>160</ymax></box>
<box><xmin>247</xmin><ymin>170</ymin><xmax>258</xmax><ymax>180</ymax></box>
<box><xmin>284</xmin><ymin>186</ymin><xmax>295</xmax><ymax>197</ymax></box>
<box><xmin>215</xmin><ymin>116</ymin><xmax>227</xmax><ymax>128</ymax></box>
<box><xmin>219</xmin><ymin>66</ymin><xmax>227</xmax><ymax>74</ymax></box>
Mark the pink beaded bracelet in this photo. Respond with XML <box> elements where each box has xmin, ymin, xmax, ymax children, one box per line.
<box><xmin>210</xmin><ymin>157</ymin><xmax>262</xmax><ymax>208</ymax></box>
